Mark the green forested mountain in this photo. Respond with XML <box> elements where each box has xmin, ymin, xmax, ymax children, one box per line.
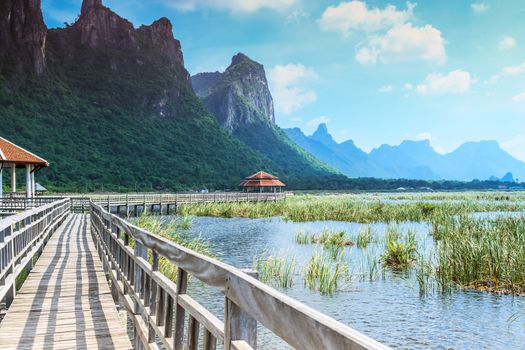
<box><xmin>0</xmin><ymin>0</ymin><xmax>337</xmax><ymax>192</ymax></box>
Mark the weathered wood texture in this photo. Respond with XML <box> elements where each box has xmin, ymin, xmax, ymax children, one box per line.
<box><xmin>0</xmin><ymin>214</ymin><xmax>133</xmax><ymax>350</ymax></box>
<box><xmin>91</xmin><ymin>202</ymin><xmax>390</xmax><ymax>350</ymax></box>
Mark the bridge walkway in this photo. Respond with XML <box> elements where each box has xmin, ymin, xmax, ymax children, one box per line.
<box><xmin>0</xmin><ymin>214</ymin><xmax>132</xmax><ymax>350</ymax></box>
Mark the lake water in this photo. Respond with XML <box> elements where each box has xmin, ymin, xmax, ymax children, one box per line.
<box><xmin>176</xmin><ymin>216</ymin><xmax>525</xmax><ymax>350</ymax></box>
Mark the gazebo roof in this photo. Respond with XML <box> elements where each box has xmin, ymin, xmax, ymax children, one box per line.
<box><xmin>244</xmin><ymin>171</ymin><xmax>278</xmax><ymax>180</ymax></box>
<box><xmin>0</xmin><ymin>137</ymin><xmax>49</xmax><ymax>166</ymax></box>
<box><xmin>240</xmin><ymin>171</ymin><xmax>285</xmax><ymax>187</ymax></box>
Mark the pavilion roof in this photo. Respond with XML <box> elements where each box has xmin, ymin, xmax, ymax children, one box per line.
<box><xmin>240</xmin><ymin>171</ymin><xmax>285</xmax><ymax>187</ymax></box>
<box><xmin>244</xmin><ymin>171</ymin><xmax>279</xmax><ymax>180</ymax></box>
<box><xmin>0</xmin><ymin>137</ymin><xmax>49</xmax><ymax>166</ymax></box>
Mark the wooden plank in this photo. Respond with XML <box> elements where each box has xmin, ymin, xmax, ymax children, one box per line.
<box><xmin>0</xmin><ymin>214</ymin><xmax>132</xmax><ymax>350</ymax></box>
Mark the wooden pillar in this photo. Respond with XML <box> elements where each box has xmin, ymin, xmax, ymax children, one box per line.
<box><xmin>25</xmin><ymin>164</ymin><xmax>32</xmax><ymax>198</ymax></box>
<box><xmin>0</xmin><ymin>166</ymin><xmax>3</xmax><ymax>199</ymax></box>
<box><xmin>11</xmin><ymin>164</ymin><xmax>16</xmax><ymax>193</ymax></box>
<box><xmin>31</xmin><ymin>168</ymin><xmax>35</xmax><ymax>196</ymax></box>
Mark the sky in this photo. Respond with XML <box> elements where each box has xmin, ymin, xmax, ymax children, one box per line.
<box><xmin>41</xmin><ymin>0</ymin><xmax>525</xmax><ymax>161</ymax></box>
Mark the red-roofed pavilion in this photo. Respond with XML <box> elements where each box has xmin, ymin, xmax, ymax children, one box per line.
<box><xmin>0</xmin><ymin>137</ymin><xmax>49</xmax><ymax>198</ymax></box>
<box><xmin>239</xmin><ymin>171</ymin><xmax>285</xmax><ymax>193</ymax></box>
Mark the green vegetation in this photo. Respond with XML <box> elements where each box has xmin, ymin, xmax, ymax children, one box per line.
<box><xmin>294</xmin><ymin>228</ymin><xmax>354</xmax><ymax>247</ymax></box>
<box><xmin>356</xmin><ymin>225</ymin><xmax>373</xmax><ymax>248</ymax></box>
<box><xmin>381</xmin><ymin>229</ymin><xmax>417</xmax><ymax>270</ymax></box>
<box><xmin>433</xmin><ymin>215</ymin><xmax>525</xmax><ymax>294</ymax></box>
<box><xmin>252</xmin><ymin>252</ymin><xmax>297</xmax><ymax>288</ymax></box>
<box><xmin>135</xmin><ymin>214</ymin><xmax>213</xmax><ymax>281</ymax></box>
<box><xmin>180</xmin><ymin>193</ymin><xmax>525</xmax><ymax>223</ymax></box>
<box><xmin>303</xmin><ymin>250</ymin><xmax>350</xmax><ymax>295</ymax></box>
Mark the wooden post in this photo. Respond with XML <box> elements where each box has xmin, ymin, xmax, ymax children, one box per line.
<box><xmin>25</xmin><ymin>164</ymin><xmax>32</xmax><ymax>198</ymax></box>
<box><xmin>10</xmin><ymin>163</ymin><xmax>16</xmax><ymax>194</ymax></box>
<box><xmin>0</xmin><ymin>166</ymin><xmax>3</xmax><ymax>199</ymax></box>
<box><xmin>224</xmin><ymin>269</ymin><xmax>258</xmax><ymax>350</ymax></box>
<box><xmin>173</xmin><ymin>268</ymin><xmax>188</xmax><ymax>350</ymax></box>
<box><xmin>134</xmin><ymin>240</ymin><xmax>147</xmax><ymax>349</ymax></box>
<box><xmin>148</xmin><ymin>252</ymin><xmax>159</xmax><ymax>343</ymax></box>
<box><xmin>31</xmin><ymin>169</ymin><xmax>35</xmax><ymax>197</ymax></box>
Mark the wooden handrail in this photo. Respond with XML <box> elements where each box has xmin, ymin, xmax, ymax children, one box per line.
<box><xmin>90</xmin><ymin>202</ymin><xmax>389</xmax><ymax>350</ymax></box>
<box><xmin>0</xmin><ymin>199</ymin><xmax>70</xmax><ymax>307</ymax></box>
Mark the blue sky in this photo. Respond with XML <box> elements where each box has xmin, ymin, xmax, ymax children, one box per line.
<box><xmin>42</xmin><ymin>0</ymin><xmax>525</xmax><ymax>160</ymax></box>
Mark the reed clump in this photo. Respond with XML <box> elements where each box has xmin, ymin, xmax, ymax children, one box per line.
<box><xmin>303</xmin><ymin>250</ymin><xmax>350</xmax><ymax>296</ymax></box>
<box><xmin>252</xmin><ymin>252</ymin><xmax>297</xmax><ymax>288</ymax></box>
<box><xmin>294</xmin><ymin>228</ymin><xmax>354</xmax><ymax>247</ymax></box>
<box><xmin>381</xmin><ymin>229</ymin><xmax>417</xmax><ymax>270</ymax></box>
<box><xmin>356</xmin><ymin>225</ymin><xmax>373</xmax><ymax>248</ymax></box>
<box><xmin>434</xmin><ymin>215</ymin><xmax>525</xmax><ymax>294</ymax></box>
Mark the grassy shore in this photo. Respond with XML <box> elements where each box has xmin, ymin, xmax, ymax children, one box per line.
<box><xmin>179</xmin><ymin>193</ymin><xmax>525</xmax><ymax>223</ymax></box>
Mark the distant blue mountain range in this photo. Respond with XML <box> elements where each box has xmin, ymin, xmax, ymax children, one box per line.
<box><xmin>284</xmin><ymin>124</ymin><xmax>525</xmax><ymax>181</ymax></box>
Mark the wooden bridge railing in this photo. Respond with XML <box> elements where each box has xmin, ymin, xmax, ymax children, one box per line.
<box><xmin>90</xmin><ymin>202</ymin><xmax>389</xmax><ymax>350</ymax></box>
<box><xmin>0</xmin><ymin>197</ymin><xmax>64</xmax><ymax>211</ymax></box>
<box><xmin>0</xmin><ymin>199</ymin><xmax>70</xmax><ymax>307</ymax></box>
<box><xmin>61</xmin><ymin>192</ymin><xmax>287</xmax><ymax>213</ymax></box>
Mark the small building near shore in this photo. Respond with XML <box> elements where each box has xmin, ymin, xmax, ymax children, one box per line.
<box><xmin>0</xmin><ymin>137</ymin><xmax>49</xmax><ymax>198</ymax></box>
<box><xmin>239</xmin><ymin>171</ymin><xmax>285</xmax><ymax>193</ymax></box>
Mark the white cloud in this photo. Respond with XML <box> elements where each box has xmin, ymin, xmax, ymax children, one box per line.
<box><xmin>378</xmin><ymin>85</ymin><xmax>393</xmax><ymax>93</ymax></box>
<box><xmin>356</xmin><ymin>24</ymin><xmax>446</xmax><ymax>65</ymax></box>
<box><xmin>498</xmin><ymin>36</ymin><xmax>516</xmax><ymax>51</ymax></box>
<box><xmin>403</xmin><ymin>83</ymin><xmax>413</xmax><ymax>90</ymax></box>
<box><xmin>268</xmin><ymin>63</ymin><xmax>317</xmax><ymax>115</ymax></box>
<box><xmin>414</xmin><ymin>69</ymin><xmax>473</xmax><ymax>95</ymax></box>
<box><xmin>307</xmin><ymin>116</ymin><xmax>331</xmax><ymax>127</ymax></box>
<box><xmin>165</xmin><ymin>0</ymin><xmax>297</xmax><ymax>12</ymax></box>
<box><xmin>512</xmin><ymin>92</ymin><xmax>525</xmax><ymax>102</ymax></box>
<box><xmin>488</xmin><ymin>62</ymin><xmax>525</xmax><ymax>84</ymax></box>
<box><xmin>318</xmin><ymin>1</ymin><xmax>415</xmax><ymax>36</ymax></box>
<box><xmin>471</xmin><ymin>2</ymin><xmax>489</xmax><ymax>13</ymax></box>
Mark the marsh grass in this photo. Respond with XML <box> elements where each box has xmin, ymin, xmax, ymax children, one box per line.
<box><xmin>179</xmin><ymin>193</ymin><xmax>525</xmax><ymax>223</ymax></box>
<box><xmin>294</xmin><ymin>228</ymin><xmax>354</xmax><ymax>247</ymax></box>
<box><xmin>135</xmin><ymin>214</ymin><xmax>214</xmax><ymax>281</ymax></box>
<box><xmin>303</xmin><ymin>249</ymin><xmax>350</xmax><ymax>296</ymax></box>
<box><xmin>356</xmin><ymin>225</ymin><xmax>373</xmax><ymax>248</ymax></box>
<box><xmin>252</xmin><ymin>252</ymin><xmax>297</xmax><ymax>288</ymax></box>
<box><xmin>433</xmin><ymin>215</ymin><xmax>525</xmax><ymax>294</ymax></box>
<box><xmin>381</xmin><ymin>229</ymin><xmax>417</xmax><ymax>270</ymax></box>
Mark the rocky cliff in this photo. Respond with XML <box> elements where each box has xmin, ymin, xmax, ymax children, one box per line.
<box><xmin>192</xmin><ymin>53</ymin><xmax>274</xmax><ymax>132</ymax></box>
<box><xmin>0</xmin><ymin>0</ymin><xmax>47</xmax><ymax>76</ymax></box>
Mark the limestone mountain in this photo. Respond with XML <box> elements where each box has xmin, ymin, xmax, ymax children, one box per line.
<box><xmin>192</xmin><ymin>53</ymin><xmax>274</xmax><ymax>132</ymax></box>
<box><xmin>0</xmin><ymin>0</ymin><xmax>337</xmax><ymax>191</ymax></box>
<box><xmin>285</xmin><ymin>124</ymin><xmax>382</xmax><ymax>178</ymax></box>
<box><xmin>192</xmin><ymin>54</ymin><xmax>336</xmax><ymax>180</ymax></box>
<box><xmin>285</xmin><ymin>124</ymin><xmax>525</xmax><ymax>181</ymax></box>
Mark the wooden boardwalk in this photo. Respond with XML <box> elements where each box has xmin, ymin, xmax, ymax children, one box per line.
<box><xmin>0</xmin><ymin>214</ymin><xmax>132</xmax><ymax>350</ymax></box>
